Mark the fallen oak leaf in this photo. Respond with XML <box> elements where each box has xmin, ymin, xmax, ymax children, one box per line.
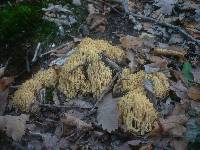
<box><xmin>120</xmin><ymin>35</ymin><xmax>143</xmax><ymax>49</ymax></box>
<box><xmin>86</xmin><ymin>13</ymin><xmax>107</xmax><ymax>32</ymax></box>
<box><xmin>97</xmin><ymin>93</ymin><xmax>120</xmax><ymax>133</ymax></box>
<box><xmin>170</xmin><ymin>80</ymin><xmax>188</xmax><ymax>99</ymax></box>
<box><xmin>61</xmin><ymin>114</ymin><xmax>93</xmax><ymax>131</ymax></box>
<box><xmin>187</xmin><ymin>86</ymin><xmax>200</xmax><ymax>101</ymax></box>
<box><xmin>0</xmin><ymin>77</ymin><xmax>14</xmax><ymax>91</ymax></box>
<box><xmin>155</xmin><ymin>0</ymin><xmax>177</xmax><ymax>15</ymax></box>
<box><xmin>191</xmin><ymin>65</ymin><xmax>200</xmax><ymax>84</ymax></box>
<box><xmin>86</xmin><ymin>4</ymin><xmax>107</xmax><ymax>32</ymax></box>
<box><xmin>150</xmin><ymin>114</ymin><xmax>188</xmax><ymax>137</ymax></box>
<box><xmin>0</xmin><ymin>66</ymin><xmax>5</xmax><ymax>78</ymax></box>
<box><xmin>153</xmin><ymin>48</ymin><xmax>186</xmax><ymax>58</ymax></box>
<box><xmin>186</xmin><ymin>27</ymin><xmax>200</xmax><ymax>39</ymax></box>
<box><xmin>0</xmin><ymin>88</ymin><xmax>9</xmax><ymax>115</ymax></box>
<box><xmin>126</xmin><ymin>50</ymin><xmax>138</xmax><ymax>72</ymax></box>
<box><xmin>0</xmin><ymin>58</ymin><xmax>10</xmax><ymax>78</ymax></box>
<box><xmin>0</xmin><ymin>114</ymin><xmax>29</xmax><ymax>141</ymax></box>
<box><xmin>0</xmin><ymin>77</ymin><xmax>14</xmax><ymax>115</ymax></box>
<box><xmin>160</xmin><ymin>114</ymin><xmax>188</xmax><ymax>135</ymax></box>
<box><xmin>147</xmin><ymin>55</ymin><xmax>168</xmax><ymax>69</ymax></box>
<box><xmin>170</xmin><ymin>139</ymin><xmax>188</xmax><ymax>150</ymax></box>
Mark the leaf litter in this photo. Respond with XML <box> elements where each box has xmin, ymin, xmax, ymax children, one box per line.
<box><xmin>1</xmin><ymin>0</ymin><xmax>200</xmax><ymax>149</ymax></box>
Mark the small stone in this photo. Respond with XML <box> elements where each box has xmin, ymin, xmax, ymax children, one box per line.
<box><xmin>72</xmin><ymin>0</ymin><xmax>81</xmax><ymax>6</ymax></box>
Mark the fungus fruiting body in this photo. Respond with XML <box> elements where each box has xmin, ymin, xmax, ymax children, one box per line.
<box><xmin>58</xmin><ymin>38</ymin><xmax>125</xmax><ymax>99</ymax></box>
<box><xmin>13</xmin><ymin>38</ymin><xmax>125</xmax><ymax>111</ymax></box>
<box><xmin>118</xmin><ymin>91</ymin><xmax>157</xmax><ymax>135</ymax></box>
<box><xmin>115</xmin><ymin>69</ymin><xmax>169</xmax><ymax>135</ymax></box>
<box><xmin>13</xmin><ymin>68</ymin><xmax>58</xmax><ymax>112</ymax></box>
<box><xmin>12</xmin><ymin>38</ymin><xmax>170</xmax><ymax>136</ymax></box>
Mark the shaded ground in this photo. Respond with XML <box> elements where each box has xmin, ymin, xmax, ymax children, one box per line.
<box><xmin>0</xmin><ymin>0</ymin><xmax>200</xmax><ymax>150</ymax></box>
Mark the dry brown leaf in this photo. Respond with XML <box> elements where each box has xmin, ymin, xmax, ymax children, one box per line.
<box><xmin>170</xmin><ymin>80</ymin><xmax>188</xmax><ymax>99</ymax></box>
<box><xmin>172</xmin><ymin>102</ymin><xmax>189</xmax><ymax>116</ymax></box>
<box><xmin>61</xmin><ymin>114</ymin><xmax>93</xmax><ymax>131</ymax></box>
<box><xmin>86</xmin><ymin>13</ymin><xmax>107</xmax><ymax>32</ymax></box>
<box><xmin>97</xmin><ymin>93</ymin><xmax>120</xmax><ymax>133</ymax></box>
<box><xmin>88</xmin><ymin>4</ymin><xmax>98</xmax><ymax>14</ymax></box>
<box><xmin>160</xmin><ymin>114</ymin><xmax>188</xmax><ymax>136</ymax></box>
<box><xmin>0</xmin><ymin>89</ymin><xmax>9</xmax><ymax>115</ymax></box>
<box><xmin>147</xmin><ymin>55</ymin><xmax>168</xmax><ymax>69</ymax></box>
<box><xmin>72</xmin><ymin>0</ymin><xmax>81</xmax><ymax>6</ymax></box>
<box><xmin>151</xmin><ymin>114</ymin><xmax>188</xmax><ymax>137</ymax></box>
<box><xmin>170</xmin><ymin>139</ymin><xmax>188</xmax><ymax>150</ymax></box>
<box><xmin>186</xmin><ymin>27</ymin><xmax>200</xmax><ymax>39</ymax></box>
<box><xmin>43</xmin><ymin>133</ymin><xmax>60</xmax><ymax>150</ymax></box>
<box><xmin>126</xmin><ymin>50</ymin><xmax>138</xmax><ymax>72</ymax></box>
<box><xmin>187</xmin><ymin>86</ymin><xmax>200</xmax><ymax>101</ymax></box>
<box><xmin>86</xmin><ymin>3</ymin><xmax>107</xmax><ymax>32</ymax></box>
<box><xmin>0</xmin><ymin>77</ymin><xmax>14</xmax><ymax>91</ymax></box>
<box><xmin>52</xmin><ymin>41</ymin><xmax>75</xmax><ymax>57</ymax></box>
<box><xmin>0</xmin><ymin>77</ymin><xmax>14</xmax><ymax>115</ymax></box>
<box><xmin>0</xmin><ymin>114</ymin><xmax>29</xmax><ymax>141</ymax></box>
<box><xmin>172</xmin><ymin>70</ymin><xmax>186</xmax><ymax>83</ymax></box>
<box><xmin>120</xmin><ymin>35</ymin><xmax>143</xmax><ymax>49</ymax></box>
<box><xmin>154</xmin><ymin>48</ymin><xmax>186</xmax><ymax>58</ymax></box>
<box><xmin>191</xmin><ymin>66</ymin><xmax>200</xmax><ymax>83</ymax></box>
<box><xmin>0</xmin><ymin>66</ymin><xmax>5</xmax><ymax>78</ymax></box>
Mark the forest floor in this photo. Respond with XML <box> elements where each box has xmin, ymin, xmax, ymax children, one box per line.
<box><xmin>0</xmin><ymin>0</ymin><xmax>200</xmax><ymax>150</ymax></box>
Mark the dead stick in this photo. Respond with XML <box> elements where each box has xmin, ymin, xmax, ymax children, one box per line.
<box><xmin>85</xmin><ymin>72</ymin><xmax>121</xmax><ymax>117</ymax></box>
<box><xmin>32</xmin><ymin>42</ymin><xmax>41</xmax><ymax>63</ymax></box>
<box><xmin>39</xmin><ymin>103</ymin><xmax>91</xmax><ymax>109</ymax></box>
<box><xmin>121</xmin><ymin>0</ymin><xmax>200</xmax><ymax>46</ymax></box>
<box><xmin>85</xmin><ymin>54</ymin><xmax>122</xmax><ymax>117</ymax></box>
<box><xmin>40</xmin><ymin>42</ymin><xmax>71</xmax><ymax>57</ymax></box>
<box><xmin>100</xmin><ymin>53</ymin><xmax>122</xmax><ymax>72</ymax></box>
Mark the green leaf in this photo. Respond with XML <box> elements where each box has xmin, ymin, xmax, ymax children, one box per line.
<box><xmin>182</xmin><ymin>62</ymin><xmax>193</xmax><ymax>82</ymax></box>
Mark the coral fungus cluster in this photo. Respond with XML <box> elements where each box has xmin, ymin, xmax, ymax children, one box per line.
<box><xmin>13</xmin><ymin>68</ymin><xmax>58</xmax><ymax>112</ymax></box>
<box><xmin>115</xmin><ymin>69</ymin><xmax>169</xmax><ymax>135</ymax></box>
<box><xmin>13</xmin><ymin>38</ymin><xmax>125</xmax><ymax>111</ymax></box>
<box><xmin>58</xmin><ymin>38</ymin><xmax>125</xmax><ymax>98</ymax></box>
<box><xmin>12</xmin><ymin>38</ymin><xmax>170</xmax><ymax>136</ymax></box>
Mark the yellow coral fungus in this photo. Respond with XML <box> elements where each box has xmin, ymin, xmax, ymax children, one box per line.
<box><xmin>13</xmin><ymin>68</ymin><xmax>58</xmax><ymax>112</ymax></box>
<box><xmin>13</xmin><ymin>38</ymin><xmax>125</xmax><ymax>111</ymax></box>
<box><xmin>118</xmin><ymin>92</ymin><xmax>157</xmax><ymax>135</ymax></box>
<box><xmin>146</xmin><ymin>72</ymin><xmax>169</xmax><ymax>98</ymax></box>
<box><xmin>113</xmin><ymin>69</ymin><xmax>145</xmax><ymax>95</ymax></box>
<box><xmin>78</xmin><ymin>38</ymin><xmax>126</xmax><ymax>62</ymax></box>
<box><xmin>58</xmin><ymin>67</ymin><xmax>91</xmax><ymax>98</ymax></box>
<box><xmin>114</xmin><ymin>69</ymin><xmax>169</xmax><ymax>98</ymax></box>
<box><xmin>115</xmin><ymin>69</ymin><xmax>169</xmax><ymax>134</ymax></box>
<box><xmin>58</xmin><ymin>38</ymin><xmax>124</xmax><ymax>98</ymax></box>
<box><xmin>87</xmin><ymin>60</ymin><xmax>112</xmax><ymax>97</ymax></box>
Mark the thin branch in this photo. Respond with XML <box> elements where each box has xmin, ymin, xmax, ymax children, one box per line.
<box><xmin>39</xmin><ymin>103</ymin><xmax>91</xmax><ymax>109</ymax></box>
<box><xmin>100</xmin><ymin>53</ymin><xmax>122</xmax><ymax>72</ymax></box>
<box><xmin>85</xmin><ymin>54</ymin><xmax>122</xmax><ymax>117</ymax></box>
<box><xmin>121</xmin><ymin>0</ymin><xmax>200</xmax><ymax>46</ymax></box>
<box><xmin>32</xmin><ymin>42</ymin><xmax>41</xmax><ymax>63</ymax></box>
<box><xmin>25</xmin><ymin>51</ymin><xmax>31</xmax><ymax>73</ymax></box>
<box><xmin>40</xmin><ymin>42</ymin><xmax>71</xmax><ymax>57</ymax></box>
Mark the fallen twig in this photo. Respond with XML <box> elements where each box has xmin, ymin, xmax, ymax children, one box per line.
<box><xmin>32</xmin><ymin>42</ymin><xmax>41</xmax><ymax>63</ymax></box>
<box><xmin>121</xmin><ymin>0</ymin><xmax>200</xmax><ymax>46</ymax></box>
<box><xmin>25</xmin><ymin>56</ymin><xmax>30</xmax><ymax>73</ymax></box>
<box><xmin>39</xmin><ymin>103</ymin><xmax>91</xmax><ymax>110</ymax></box>
<box><xmin>61</xmin><ymin>114</ymin><xmax>93</xmax><ymax>131</ymax></box>
<box><xmin>100</xmin><ymin>53</ymin><xmax>122</xmax><ymax>72</ymax></box>
<box><xmin>85</xmin><ymin>54</ymin><xmax>122</xmax><ymax>117</ymax></box>
<box><xmin>40</xmin><ymin>42</ymin><xmax>72</xmax><ymax>57</ymax></box>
